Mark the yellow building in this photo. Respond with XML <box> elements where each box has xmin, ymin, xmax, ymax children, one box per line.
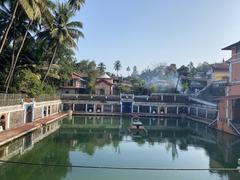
<box><xmin>211</xmin><ymin>62</ymin><xmax>229</xmax><ymax>81</ymax></box>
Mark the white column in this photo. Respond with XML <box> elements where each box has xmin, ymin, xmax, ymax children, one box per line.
<box><xmin>165</xmin><ymin>107</ymin><xmax>168</xmax><ymax>114</ymax></box>
<box><xmin>73</xmin><ymin>104</ymin><xmax>75</xmax><ymax>111</ymax></box>
<box><xmin>176</xmin><ymin>119</ymin><xmax>179</xmax><ymax>128</ymax></box>
<box><xmin>111</xmin><ymin>104</ymin><xmax>114</xmax><ymax>113</ymax></box>
<box><xmin>174</xmin><ymin>95</ymin><xmax>176</xmax><ymax>101</ymax></box>
<box><xmin>149</xmin><ymin>106</ymin><xmax>152</xmax><ymax>114</ymax></box>
<box><xmin>196</xmin><ymin>107</ymin><xmax>199</xmax><ymax>117</ymax></box>
<box><xmin>85</xmin><ymin>104</ymin><xmax>88</xmax><ymax>112</ymax></box>
<box><xmin>188</xmin><ymin>107</ymin><xmax>190</xmax><ymax>114</ymax></box>
<box><xmin>137</xmin><ymin>106</ymin><xmax>140</xmax><ymax>113</ymax></box>
<box><xmin>149</xmin><ymin>119</ymin><xmax>151</xmax><ymax>126</ymax></box>
<box><xmin>101</xmin><ymin>104</ymin><xmax>104</xmax><ymax>113</ymax></box>
<box><xmin>161</xmin><ymin>95</ymin><xmax>163</xmax><ymax>101</ymax></box>
<box><xmin>177</xmin><ymin>106</ymin><xmax>179</xmax><ymax>114</ymax></box>
<box><xmin>120</xmin><ymin>103</ymin><xmax>122</xmax><ymax>113</ymax></box>
<box><xmin>157</xmin><ymin>106</ymin><xmax>160</xmax><ymax>114</ymax></box>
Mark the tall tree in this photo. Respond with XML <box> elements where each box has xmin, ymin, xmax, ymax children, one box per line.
<box><xmin>114</xmin><ymin>60</ymin><xmax>121</xmax><ymax>76</ymax></box>
<box><xmin>0</xmin><ymin>0</ymin><xmax>19</xmax><ymax>55</ymax></box>
<box><xmin>39</xmin><ymin>3</ymin><xmax>84</xmax><ymax>83</ymax></box>
<box><xmin>4</xmin><ymin>0</ymin><xmax>50</xmax><ymax>94</ymax></box>
<box><xmin>126</xmin><ymin>66</ymin><xmax>131</xmax><ymax>76</ymax></box>
<box><xmin>68</xmin><ymin>0</ymin><xmax>85</xmax><ymax>11</ymax></box>
<box><xmin>131</xmin><ymin>65</ymin><xmax>138</xmax><ymax>77</ymax></box>
<box><xmin>97</xmin><ymin>62</ymin><xmax>106</xmax><ymax>74</ymax></box>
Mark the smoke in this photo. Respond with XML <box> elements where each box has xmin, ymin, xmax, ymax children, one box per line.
<box><xmin>139</xmin><ymin>65</ymin><xmax>183</xmax><ymax>93</ymax></box>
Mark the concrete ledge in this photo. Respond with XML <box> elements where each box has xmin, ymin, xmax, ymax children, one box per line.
<box><xmin>0</xmin><ymin>112</ymin><xmax>68</xmax><ymax>147</ymax></box>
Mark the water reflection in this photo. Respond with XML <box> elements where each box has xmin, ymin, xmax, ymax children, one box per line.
<box><xmin>0</xmin><ymin>116</ymin><xmax>240</xmax><ymax>180</ymax></box>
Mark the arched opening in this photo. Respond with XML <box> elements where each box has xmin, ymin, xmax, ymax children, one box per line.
<box><xmin>233</xmin><ymin>99</ymin><xmax>240</xmax><ymax>123</ymax></box>
<box><xmin>96</xmin><ymin>104</ymin><xmax>102</xmax><ymax>113</ymax></box>
<box><xmin>100</xmin><ymin>89</ymin><xmax>105</xmax><ymax>95</ymax></box>
<box><xmin>0</xmin><ymin>115</ymin><xmax>6</xmax><ymax>130</ymax></box>
<box><xmin>26</xmin><ymin>105</ymin><xmax>33</xmax><ymax>123</ymax></box>
<box><xmin>43</xmin><ymin>106</ymin><xmax>47</xmax><ymax>117</ymax></box>
<box><xmin>160</xmin><ymin>107</ymin><xmax>165</xmax><ymax>114</ymax></box>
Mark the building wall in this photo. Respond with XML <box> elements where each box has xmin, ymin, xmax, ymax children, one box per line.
<box><xmin>9</xmin><ymin>110</ymin><xmax>24</xmax><ymax>129</ymax></box>
<box><xmin>95</xmin><ymin>82</ymin><xmax>112</xmax><ymax>95</ymax></box>
<box><xmin>228</xmin><ymin>84</ymin><xmax>240</xmax><ymax>96</ymax></box>
<box><xmin>212</xmin><ymin>71</ymin><xmax>228</xmax><ymax>81</ymax></box>
<box><xmin>231</xmin><ymin>62</ymin><xmax>240</xmax><ymax>82</ymax></box>
<box><xmin>0</xmin><ymin>100</ymin><xmax>62</xmax><ymax>130</ymax></box>
<box><xmin>62</xmin><ymin>89</ymin><xmax>76</xmax><ymax>94</ymax></box>
<box><xmin>51</xmin><ymin>104</ymin><xmax>58</xmax><ymax>114</ymax></box>
<box><xmin>34</xmin><ymin>107</ymin><xmax>42</xmax><ymax>120</ymax></box>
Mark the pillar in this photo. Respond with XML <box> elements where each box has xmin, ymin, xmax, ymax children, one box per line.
<box><xmin>111</xmin><ymin>104</ymin><xmax>114</xmax><ymax>113</ymax></box>
<box><xmin>85</xmin><ymin>104</ymin><xmax>87</xmax><ymax>112</ymax></box>
<box><xmin>157</xmin><ymin>106</ymin><xmax>160</xmax><ymax>114</ymax></box>
<box><xmin>149</xmin><ymin>119</ymin><xmax>152</xmax><ymax>126</ymax></box>
<box><xmin>149</xmin><ymin>106</ymin><xmax>152</xmax><ymax>114</ymax></box>
<box><xmin>174</xmin><ymin>95</ymin><xmax>176</xmax><ymax>102</ymax></box>
<box><xmin>176</xmin><ymin>119</ymin><xmax>179</xmax><ymax>128</ymax></box>
<box><xmin>177</xmin><ymin>106</ymin><xmax>179</xmax><ymax>114</ymax></box>
<box><xmin>196</xmin><ymin>107</ymin><xmax>199</xmax><ymax>117</ymax></box>
<box><xmin>137</xmin><ymin>106</ymin><xmax>140</xmax><ymax>113</ymax></box>
<box><xmin>161</xmin><ymin>95</ymin><xmax>163</xmax><ymax>101</ymax></box>
<box><xmin>101</xmin><ymin>104</ymin><xmax>104</xmax><ymax>113</ymax></box>
<box><xmin>206</xmin><ymin>110</ymin><xmax>208</xmax><ymax>119</ymax></box>
<box><xmin>120</xmin><ymin>103</ymin><xmax>122</xmax><ymax>113</ymax></box>
<box><xmin>85</xmin><ymin>117</ymin><xmax>87</xmax><ymax>125</ymax></box>
<box><xmin>188</xmin><ymin>107</ymin><xmax>190</xmax><ymax>114</ymax></box>
<box><xmin>73</xmin><ymin>104</ymin><xmax>75</xmax><ymax>112</ymax></box>
<box><xmin>165</xmin><ymin>107</ymin><xmax>168</xmax><ymax>114</ymax></box>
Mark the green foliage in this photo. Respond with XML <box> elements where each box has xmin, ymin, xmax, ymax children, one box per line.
<box><xmin>113</xmin><ymin>60</ymin><xmax>121</xmax><ymax>76</ymax></box>
<box><xmin>16</xmin><ymin>69</ymin><xmax>43</xmax><ymax>98</ymax></box>
<box><xmin>43</xmin><ymin>84</ymin><xmax>57</xmax><ymax>95</ymax></box>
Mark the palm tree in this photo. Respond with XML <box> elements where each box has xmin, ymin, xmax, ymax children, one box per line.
<box><xmin>126</xmin><ymin>66</ymin><xmax>131</xmax><ymax>76</ymax></box>
<box><xmin>114</xmin><ymin>60</ymin><xmax>121</xmax><ymax>76</ymax></box>
<box><xmin>4</xmin><ymin>0</ymin><xmax>50</xmax><ymax>93</ymax></box>
<box><xmin>0</xmin><ymin>0</ymin><xmax>19</xmax><ymax>55</ymax></box>
<box><xmin>39</xmin><ymin>3</ymin><xmax>84</xmax><ymax>83</ymax></box>
<box><xmin>97</xmin><ymin>62</ymin><xmax>106</xmax><ymax>74</ymax></box>
<box><xmin>68</xmin><ymin>0</ymin><xmax>85</xmax><ymax>11</ymax></box>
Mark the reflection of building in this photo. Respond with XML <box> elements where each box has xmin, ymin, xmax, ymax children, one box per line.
<box><xmin>211</xmin><ymin>62</ymin><xmax>229</xmax><ymax>82</ymax></box>
<box><xmin>95</xmin><ymin>74</ymin><xmax>113</xmax><ymax>95</ymax></box>
<box><xmin>61</xmin><ymin>72</ymin><xmax>87</xmax><ymax>94</ymax></box>
<box><xmin>217</xmin><ymin>41</ymin><xmax>240</xmax><ymax>135</ymax></box>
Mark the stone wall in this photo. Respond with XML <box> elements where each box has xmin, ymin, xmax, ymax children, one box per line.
<box><xmin>34</xmin><ymin>107</ymin><xmax>42</xmax><ymax>120</ymax></box>
<box><xmin>51</xmin><ymin>104</ymin><xmax>58</xmax><ymax>114</ymax></box>
<box><xmin>10</xmin><ymin>110</ymin><xmax>24</xmax><ymax>129</ymax></box>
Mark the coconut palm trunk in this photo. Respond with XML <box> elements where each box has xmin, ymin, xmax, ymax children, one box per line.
<box><xmin>5</xmin><ymin>21</ymin><xmax>32</xmax><ymax>94</ymax></box>
<box><xmin>0</xmin><ymin>1</ymin><xmax>19</xmax><ymax>55</ymax></box>
<box><xmin>4</xmin><ymin>39</ymin><xmax>16</xmax><ymax>86</ymax></box>
<box><xmin>42</xmin><ymin>44</ymin><xmax>58</xmax><ymax>83</ymax></box>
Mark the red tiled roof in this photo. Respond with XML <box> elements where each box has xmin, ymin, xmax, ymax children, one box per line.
<box><xmin>212</xmin><ymin>63</ymin><xmax>229</xmax><ymax>71</ymax></box>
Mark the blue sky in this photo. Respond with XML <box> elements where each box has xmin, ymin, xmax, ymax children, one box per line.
<box><xmin>73</xmin><ymin>0</ymin><xmax>240</xmax><ymax>75</ymax></box>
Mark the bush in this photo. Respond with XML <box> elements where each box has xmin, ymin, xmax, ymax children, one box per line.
<box><xmin>16</xmin><ymin>69</ymin><xmax>43</xmax><ymax>98</ymax></box>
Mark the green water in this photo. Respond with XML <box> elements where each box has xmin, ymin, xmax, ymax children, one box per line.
<box><xmin>1</xmin><ymin>116</ymin><xmax>240</xmax><ymax>180</ymax></box>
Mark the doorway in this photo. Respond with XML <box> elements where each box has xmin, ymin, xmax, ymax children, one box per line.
<box><xmin>122</xmin><ymin>102</ymin><xmax>132</xmax><ymax>113</ymax></box>
<box><xmin>26</xmin><ymin>105</ymin><xmax>33</xmax><ymax>123</ymax></box>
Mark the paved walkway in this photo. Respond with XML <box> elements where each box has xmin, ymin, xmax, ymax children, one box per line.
<box><xmin>0</xmin><ymin>113</ymin><xmax>68</xmax><ymax>146</ymax></box>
